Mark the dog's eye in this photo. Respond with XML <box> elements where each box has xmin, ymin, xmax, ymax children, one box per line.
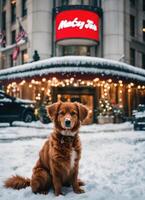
<box><xmin>58</xmin><ymin>111</ymin><xmax>65</xmax><ymax>115</ymax></box>
<box><xmin>71</xmin><ymin>111</ymin><xmax>76</xmax><ymax>116</ymax></box>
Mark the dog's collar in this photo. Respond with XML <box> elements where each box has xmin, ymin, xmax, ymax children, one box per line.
<box><xmin>56</xmin><ymin>130</ymin><xmax>77</xmax><ymax>144</ymax></box>
<box><xmin>60</xmin><ymin>135</ymin><xmax>74</xmax><ymax>144</ymax></box>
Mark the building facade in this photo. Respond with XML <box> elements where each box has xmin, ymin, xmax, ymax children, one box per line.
<box><xmin>1</xmin><ymin>0</ymin><xmax>145</xmax><ymax>68</ymax></box>
<box><xmin>0</xmin><ymin>0</ymin><xmax>145</xmax><ymax>124</ymax></box>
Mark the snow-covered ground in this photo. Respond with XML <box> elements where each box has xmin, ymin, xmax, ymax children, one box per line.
<box><xmin>1</xmin><ymin>122</ymin><xmax>145</xmax><ymax>200</ymax></box>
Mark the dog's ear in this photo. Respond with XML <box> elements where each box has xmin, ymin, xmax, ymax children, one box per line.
<box><xmin>75</xmin><ymin>102</ymin><xmax>89</xmax><ymax>122</ymax></box>
<box><xmin>47</xmin><ymin>102</ymin><xmax>61</xmax><ymax>121</ymax></box>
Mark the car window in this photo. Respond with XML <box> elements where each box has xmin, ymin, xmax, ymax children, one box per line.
<box><xmin>0</xmin><ymin>93</ymin><xmax>5</xmax><ymax>99</ymax></box>
<box><xmin>0</xmin><ymin>93</ymin><xmax>12</xmax><ymax>102</ymax></box>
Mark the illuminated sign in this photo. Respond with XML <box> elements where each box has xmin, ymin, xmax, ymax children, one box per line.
<box><xmin>56</xmin><ymin>9</ymin><xmax>100</xmax><ymax>45</ymax></box>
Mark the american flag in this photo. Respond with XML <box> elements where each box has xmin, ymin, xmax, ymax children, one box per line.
<box><xmin>12</xmin><ymin>46</ymin><xmax>20</xmax><ymax>60</ymax></box>
<box><xmin>16</xmin><ymin>17</ymin><xmax>28</xmax><ymax>43</ymax></box>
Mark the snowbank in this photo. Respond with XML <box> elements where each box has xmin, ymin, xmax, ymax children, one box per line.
<box><xmin>1</xmin><ymin>123</ymin><xmax>145</xmax><ymax>200</ymax></box>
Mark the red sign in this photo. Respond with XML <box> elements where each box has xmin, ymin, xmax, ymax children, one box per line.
<box><xmin>56</xmin><ymin>9</ymin><xmax>99</xmax><ymax>44</ymax></box>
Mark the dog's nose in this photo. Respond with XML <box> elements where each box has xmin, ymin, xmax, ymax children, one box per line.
<box><xmin>65</xmin><ymin>119</ymin><xmax>71</xmax><ymax>128</ymax></box>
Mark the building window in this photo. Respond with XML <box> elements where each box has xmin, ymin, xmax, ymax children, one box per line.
<box><xmin>11</xmin><ymin>30</ymin><xmax>16</xmax><ymax>44</ymax></box>
<box><xmin>63</xmin><ymin>46</ymin><xmax>90</xmax><ymax>56</ymax></box>
<box><xmin>130</xmin><ymin>15</ymin><xmax>135</xmax><ymax>37</ymax></box>
<box><xmin>2</xmin><ymin>11</ymin><xmax>6</xmax><ymax>31</ymax></box>
<box><xmin>2</xmin><ymin>0</ymin><xmax>6</xmax><ymax>7</ymax></box>
<box><xmin>61</xmin><ymin>0</ymin><xmax>94</xmax><ymax>6</ymax></box>
<box><xmin>142</xmin><ymin>53</ymin><xmax>145</xmax><ymax>69</ymax></box>
<box><xmin>21</xmin><ymin>49</ymin><xmax>29</xmax><ymax>64</ymax></box>
<box><xmin>130</xmin><ymin>48</ymin><xmax>135</xmax><ymax>66</ymax></box>
<box><xmin>11</xmin><ymin>0</ymin><xmax>16</xmax><ymax>23</ymax></box>
<box><xmin>0</xmin><ymin>32</ymin><xmax>6</xmax><ymax>47</ymax></box>
<box><xmin>143</xmin><ymin>0</ymin><xmax>145</xmax><ymax>11</ymax></box>
<box><xmin>10</xmin><ymin>54</ymin><xmax>14</xmax><ymax>67</ymax></box>
<box><xmin>143</xmin><ymin>20</ymin><xmax>145</xmax><ymax>41</ymax></box>
<box><xmin>22</xmin><ymin>0</ymin><xmax>27</xmax><ymax>17</ymax></box>
<box><xmin>130</xmin><ymin>0</ymin><xmax>135</xmax><ymax>7</ymax></box>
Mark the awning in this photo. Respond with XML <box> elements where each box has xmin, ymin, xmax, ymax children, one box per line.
<box><xmin>0</xmin><ymin>56</ymin><xmax>145</xmax><ymax>83</ymax></box>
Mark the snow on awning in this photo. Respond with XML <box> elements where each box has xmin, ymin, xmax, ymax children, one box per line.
<box><xmin>0</xmin><ymin>56</ymin><xmax>145</xmax><ymax>83</ymax></box>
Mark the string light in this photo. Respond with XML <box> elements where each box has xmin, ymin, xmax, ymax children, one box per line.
<box><xmin>118</xmin><ymin>80</ymin><xmax>122</xmax><ymax>84</ymax></box>
<box><xmin>20</xmin><ymin>80</ymin><xmax>26</xmax><ymax>86</ymax></box>
<box><xmin>42</xmin><ymin>78</ymin><xmax>46</xmax><ymax>82</ymax></box>
<box><xmin>93</xmin><ymin>78</ymin><xmax>99</xmax><ymax>82</ymax></box>
<box><xmin>31</xmin><ymin>79</ymin><xmax>35</xmax><ymax>84</ymax></box>
<box><xmin>108</xmin><ymin>79</ymin><xmax>112</xmax><ymax>83</ymax></box>
<box><xmin>6</xmin><ymin>78</ymin><xmax>142</xmax><ymax>112</ymax></box>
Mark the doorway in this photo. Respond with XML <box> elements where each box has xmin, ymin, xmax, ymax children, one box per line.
<box><xmin>51</xmin><ymin>87</ymin><xmax>97</xmax><ymax>124</ymax></box>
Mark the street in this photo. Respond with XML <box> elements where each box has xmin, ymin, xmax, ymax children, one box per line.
<box><xmin>0</xmin><ymin>122</ymin><xmax>145</xmax><ymax>200</ymax></box>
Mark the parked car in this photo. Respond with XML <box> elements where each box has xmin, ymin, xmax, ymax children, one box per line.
<box><xmin>132</xmin><ymin>104</ymin><xmax>145</xmax><ymax>130</ymax></box>
<box><xmin>0</xmin><ymin>90</ymin><xmax>36</xmax><ymax>125</ymax></box>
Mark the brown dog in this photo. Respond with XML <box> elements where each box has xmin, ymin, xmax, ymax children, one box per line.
<box><xmin>4</xmin><ymin>101</ymin><xmax>88</xmax><ymax>196</ymax></box>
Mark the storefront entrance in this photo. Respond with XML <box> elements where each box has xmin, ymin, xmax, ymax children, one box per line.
<box><xmin>51</xmin><ymin>87</ymin><xmax>97</xmax><ymax>124</ymax></box>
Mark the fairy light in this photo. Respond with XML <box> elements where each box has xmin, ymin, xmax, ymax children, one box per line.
<box><xmin>108</xmin><ymin>79</ymin><xmax>112</xmax><ymax>83</ymax></box>
<box><xmin>130</xmin><ymin>82</ymin><xmax>134</xmax><ymax>87</ymax></box>
<box><xmin>35</xmin><ymin>81</ymin><xmax>40</xmax><ymax>85</ymax></box>
<box><xmin>52</xmin><ymin>77</ymin><xmax>57</xmax><ymax>81</ymax></box>
<box><xmin>94</xmin><ymin>78</ymin><xmax>99</xmax><ymax>82</ymax></box>
<box><xmin>20</xmin><ymin>80</ymin><xmax>26</xmax><ymax>86</ymax></box>
<box><xmin>138</xmin><ymin>85</ymin><xmax>141</xmax><ymax>89</ymax></box>
<box><xmin>70</xmin><ymin>77</ymin><xmax>74</xmax><ymax>82</ymax></box>
<box><xmin>70</xmin><ymin>78</ymin><xmax>74</xmax><ymax>84</ymax></box>
<box><xmin>42</xmin><ymin>78</ymin><xmax>46</xmax><ymax>82</ymax></box>
<box><xmin>119</xmin><ymin>104</ymin><xmax>123</xmax><ymax>108</ymax></box>
<box><xmin>74</xmin><ymin>83</ymin><xmax>78</xmax><ymax>87</ymax></box>
<box><xmin>12</xmin><ymin>82</ymin><xmax>16</xmax><ymax>86</ymax></box>
<box><xmin>48</xmin><ymin>80</ymin><xmax>51</xmax><ymax>84</ymax></box>
<box><xmin>31</xmin><ymin>79</ymin><xmax>35</xmax><ymax>84</ymax></box>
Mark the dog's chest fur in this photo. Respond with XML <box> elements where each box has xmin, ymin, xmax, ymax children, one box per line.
<box><xmin>70</xmin><ymin>148</ymin><xmax>77</xmax><ymax>169</ymax></box>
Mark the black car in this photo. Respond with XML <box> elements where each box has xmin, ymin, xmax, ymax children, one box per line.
<box><xmin>132</xmin><ymin>104</ymin><xmax>145</xmax><ymax>130</ymax></box>
<box><xmin>0</xmin><ymin>90</ymin><xmax>36</xmax><ymax>125</ymax></box>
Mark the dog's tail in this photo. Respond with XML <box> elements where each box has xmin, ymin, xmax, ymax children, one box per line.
<box><xmin>4</xmin><ymin>175</ymin><xmax>30</xmax><ymax>190</ymax></box>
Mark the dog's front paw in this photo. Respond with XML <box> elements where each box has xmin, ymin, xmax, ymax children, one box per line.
<box><xmin>78</xmin><ymin>179</ymin><xmax>85</xmax><ymax>186</ymax></box>
<box><xmin>39</xmin><ymin>190</ymin><xmax>48</xmax><ymax>195</ymax></box>
<box><xmin>55</xmin><ymin>191</ymin><xmax>65</xmax><ymax>196</ymax></box>
<box><xmin>74</xmin><ymin>187</ymin><xmax>85</xmax><ymax>194</ymax></box>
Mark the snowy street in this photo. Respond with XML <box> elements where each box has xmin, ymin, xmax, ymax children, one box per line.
<box><xmin>1</xmin><ymin>122</ymin><xmax>145</xmax><ymax>200</ymax></box>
